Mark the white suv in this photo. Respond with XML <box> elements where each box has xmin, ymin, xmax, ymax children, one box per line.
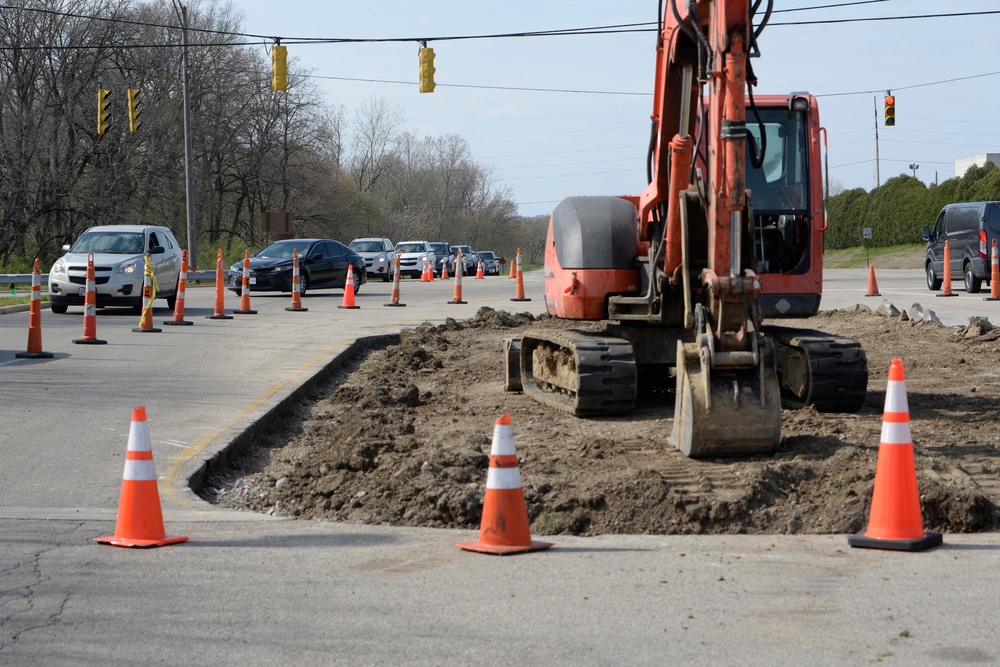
<box><xmin>393</xmin><ymin>241</ymin><xmax>435</xmax><ymax>279</ymax></box>
<box><xmin>349</xmin><ymin>237</ymin><xmax>395</xmax><ymax>282</ymax></box>
<box><xmin>48</xmin><ymin>225</ymin><xmax>183</xmax><ymax>314</ymax></box>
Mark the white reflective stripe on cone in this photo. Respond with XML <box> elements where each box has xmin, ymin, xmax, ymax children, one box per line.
<box><xmin>880</xmin><ymin>420</ymin><xmax>912</xmax><ymax>445</ymax></box>
<box><xmin>123</xmin><ymin>459</ymin><xmax>157</xmax><ymax>481</ymax></box>
<box><xmin>884</xmin><ymin>379</ymin><xmax>908</xmax><ymax>412</ymax></box>
<box><xmin>85</xmin><ymin>303</ymin><xmax>95</xmax><ymax>317</ymax></box>
<box><xmin>490</xmin><ymin>424</ymin><xmax>516</xmax><ymax>456</ymax></box>
<box><xmin>486</xmin><ymin>466</ymin><xmax>523</xmax><ymax>490</ymax></box>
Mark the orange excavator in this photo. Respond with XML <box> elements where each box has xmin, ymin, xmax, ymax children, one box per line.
<box><xmin>504</xmin><ymin>0</ymin><xmax>867</xmax><ymax>457</ymax></box>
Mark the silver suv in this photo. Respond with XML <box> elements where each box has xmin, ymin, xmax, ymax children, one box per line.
<box><xmin>349</xmin><ymin>237</ymin><xmax>395</xmax><ymax>282</ymax></box>
<box><xmin>48</xmin><ymin>225</ymin><xmax>183</xmax><ymax>314</ymax></box>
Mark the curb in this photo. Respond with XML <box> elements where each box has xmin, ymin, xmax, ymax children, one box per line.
<box><xmin>0</xmin><ymin>302</ymin><xmax>49</xmax><ymax>315</ymax></box>
<box><xmin>175</xmin><ymin>332</ymin><xmax>402</xmax><ymax>510</ymax></box>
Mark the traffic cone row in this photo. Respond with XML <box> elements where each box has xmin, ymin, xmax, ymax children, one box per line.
<box><xmin>74</xmin><ymin>253</ymin><xmax>107</xmax><ymax>345</ymax></box>
<box><xmin>848</xmin><ymin>359</ymin><xmax>943</xmax><ymax>552</ymax></box>
<box><xmin>449</xmin><ymin>249</ymin><xmax>467</xmax><ymax>304</ymax></box>
<box><xmin>233</xmin><ymin>250</ymin><xmax>257</xmax><ymax>315</ymax></box>
<box><xmin>457</xmin><ymin>413</ymin><xmax>553</xmax><ymax>555</ymax></box>
<box><xmin>865</xmin><ymin>263</ymin><xmax>880</xmax><ymax>297</ymax></box>
<box><xmin>384</xmin><ymin>251</ymin><xmax>405</xmax><ymax>307</ymax></box>
<box><xmin>208</xmin><ymin>249</ymin><xmax>233</xmax><ymax>320</ymax></box>
<box><xmin>164</xmin><ymin>249</ymin><xmax>194</xmax><ymax>325</ymax></box>
<box><xmin>938</xmin><ymin>240</ymin><xmax>957</xmax><ymax>297</ymax></box>
<box><xmin>986</xmin><ymin>239</ymin><xmax>1000</xmax><ymax>301</ymax></box>
<box><xmin>16</xmin><ymin>258</ymin><xmax>54</xmax><ymax>358</ymax></box>
<box><xmin>286</xmin><ymin>248</ymin><xmax>308</xmax><ymax>312</ymax></box>
<box><xmin>511</xmin><ymin>248</ymin><xmax>531</xmax><ymax>302</ymax></box>
<box><xmin>338</xmin><ymin>264</ymin><xmax>360</xmax><ymax>309</ymax></box>
<box><xmin>132</xmin><ymin>254</ymin><xmax>162</xmax><ymax>333</ymax></box>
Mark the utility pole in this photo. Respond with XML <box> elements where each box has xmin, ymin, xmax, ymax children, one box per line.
<box><xmin>873</xmin><ymin>95</ymin><xmax>880</xmax><ymax>188</ymax></box>
<box><xmin>909</xmin><ymin>163</ymin><xmax>919</xmax><ymax>179</ymax></box>
<box><xmin>173</xmin><ymin>1</ymin><xmax>197</xmax><ymax>270</ymax></box>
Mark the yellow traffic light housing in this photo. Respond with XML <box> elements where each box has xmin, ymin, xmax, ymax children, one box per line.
<box><xmin>127</xmin><ymin>88</ymin><xmax>141</xmax><ymax>132</ymax></box>
<box><xmin>272</xmin><ymin>44</ymin><xmax>287</xmax><ymax>91</ymax></box>
<box><xmin>97</xmin><ymin>88</ymin><xmax>110</xmax><ymax>135</ymax></box>
<box><xmin>419</xmin><ymin>47</ymin><xmax>436</xmax><ymax>93</ymax></box>
<box><xmin>884</xmin><ymin>92</ymin><xmax>895</xmax><ymax>127</ymax></box>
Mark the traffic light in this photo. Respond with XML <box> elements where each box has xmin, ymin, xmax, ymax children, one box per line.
<box><xmin>127</xmin><ymin>88</ymin><xmax>141</xmax><ymax>132</ymax></box>
<box><xmin>272</xmin><ymin>44</ymin><xmax>287</xmax><ymax>91</ymax></box>
<box><xmin>97</xmin><ymin>88</ymin><xmax>110</xmax><ymax>135</ymax></box>
<box><xmin>419</xmin><ymin>47</ymin><xmax>436</xmax><ymax>93</ymax></box>
<box><xmin>884</xmin><ymin>92</ymin><xmax>895</xmax><ymax>127</ymax></box>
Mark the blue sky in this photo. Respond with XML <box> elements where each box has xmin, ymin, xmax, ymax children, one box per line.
<box><xmin>233</xmin><ymin>1</ymin><xmax>1000</xmax><ymax>217</ymax></box>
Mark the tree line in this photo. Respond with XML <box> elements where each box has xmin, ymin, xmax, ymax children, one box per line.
<box><xmin>0</xmin><ymin>0</ymin><xmax>547</xmax><ymax>271</ymax></box>
<box><xmin>826</xmin><ymin>162</ymin><xmax>1000</xmax><ymax>250</ymax></box>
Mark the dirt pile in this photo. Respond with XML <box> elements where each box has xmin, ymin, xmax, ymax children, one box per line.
<box><xmin>206</xmin><ymin>307</ymin><xmax>1000</xmax><ymax>536</ymax></box>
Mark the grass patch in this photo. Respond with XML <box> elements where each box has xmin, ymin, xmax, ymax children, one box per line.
<box><xmin>823</xmin><ymin>244</ymin><xmax>924</xmax><ymax>269</ymax></box>
<box><xmin>0</xmin><ymin>294</ymin><xmax>47</xmax><ymax>307</ymax></box>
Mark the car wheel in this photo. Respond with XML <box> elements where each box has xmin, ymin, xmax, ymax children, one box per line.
<box><xmin>299</xmin><ymin>274</ymin><xmax>309</xmax><ymax>298</ymax></box>
<box><xmin>166</xmin><ymin>279</ymin><xmax>178</xmax><ymax>310</ymax></box>
<box><xmin>382</xmin><ymin>271</ymin><xmax>392</xmax><ymax>282</ymax></box>
<box><xmin>965</xmin><ymin>263</ymin><xmax>982</xmax><ymax>293</ymax></box>
<box><xmin>926</xmin><ymin>264</ymin><xmax>941</xmax><ymax>291</ymax></box>
<box><xmin>132</xmin><ymin>304</ymin><xmax>143</xmax><ymax>315</ymax></box>
<box><xmin>353</xmin><ymin>276</ymin><xmax>361</xmax><ymax>295</ymax></box>
<box><xmin>50</xmin><ymin>303</ymin><xmax>68</xmax><ymax>314</ymax></box>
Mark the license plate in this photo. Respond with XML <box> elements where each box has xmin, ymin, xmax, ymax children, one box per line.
<box><xmin>249</xmin><ymin>277</ymin><xmax>256</xmax><ymax>285</ymax></box>
<box><xmin>78</xmin><ymin>288</ymin><xmax>86</xmax><ymax>296</ymax></box>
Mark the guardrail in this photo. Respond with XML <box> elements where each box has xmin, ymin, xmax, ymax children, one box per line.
<box><xmin>2</xmin><ymin>270</ymin><xmax>230</xmax><ymax>286</ymax></box>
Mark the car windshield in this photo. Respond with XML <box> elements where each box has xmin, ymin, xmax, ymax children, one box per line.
<box><xmin>478</xmin><ymin>252</ymin><xmax>495</xmax><ymax>260</ymax></box>
<box><xmin>430</xmin><ymin>244</ymin><xmax>449</xmax><ymax>254</ymax></box>
<box><xmin>396</xmin><ymin>243</ymin><xmax>426</xmax><ymax>253</ymax></box>
<box><xmin>350</xmin><ymin>241</ymin><xmax>385</xmax><ymax>253</ymax></box>
<box><xmin>256</xmin><ymin>240</ymin><xmax>312</xmax><ymax>259</ymax></box>
<box><xmin>71</xmin><ymin>231</ymin><xmax>144</xmax><ymax>254</ymax></box>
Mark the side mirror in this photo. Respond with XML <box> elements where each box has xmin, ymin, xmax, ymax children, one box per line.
<box><xmin>62</xmin><ymin>244</ymin><xmax>71</xmax><ymax>251</ymax></box>
<box><xmin>921</xmin><ymin>226</ymin><xmax>931</xmax><ymax>242</ymax></box>
<box><xmin>149</xmin><ymin>245</ymin><xmax>165</xmax><ymax>255</ymax></box>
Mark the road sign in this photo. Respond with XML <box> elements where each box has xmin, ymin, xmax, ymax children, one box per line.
<box><xmin>863</xmin><ymin>228</ymin><xmax>872</xmax><ymax>239</ymax></box>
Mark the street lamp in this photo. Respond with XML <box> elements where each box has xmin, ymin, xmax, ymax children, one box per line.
<box><xmin>909</xmin><ymin>163</ymin><xmax>920</xmax><ymax>179</ymax></box>
<box><xmin>172</xmin><ymin>0</ymin><xmax>197</xmax><ymax>269</ymax></box>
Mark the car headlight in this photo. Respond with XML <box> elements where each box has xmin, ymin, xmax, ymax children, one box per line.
<box><xmin>116</xmin><ymin>261</ymin><xmax>138</xmax><ymax>275</ymax></box>
<box><xmin>376</xmin><ymin>256</ymin><xmax>386</xmax><ymax>264</ymax></box>
<box><xmin>51</xmin><ymin>259</ymin><xmax>66</xmax><ymax>275</ymax></box>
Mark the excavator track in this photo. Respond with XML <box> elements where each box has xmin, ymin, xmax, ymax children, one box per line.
<box><xmin>517</xmin><ymin>330</ymin><xmax>637</xmax><ymax>417</ymax></box>
<box><xmin>764</xmin><ymin>325</ymin><xmax>868</xmax><ymax>413</ymax></box>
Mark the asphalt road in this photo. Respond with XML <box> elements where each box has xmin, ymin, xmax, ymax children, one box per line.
<box><xmin>1</xmin><ymin>269</ymin><xmax>998</xmax><ymax>666</ymax></box>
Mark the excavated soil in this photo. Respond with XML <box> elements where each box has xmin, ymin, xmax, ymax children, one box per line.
<box><xmin>206</xmin><ymin>307</ymin><xmax>1000</xmax><ymax>536</ymax></box>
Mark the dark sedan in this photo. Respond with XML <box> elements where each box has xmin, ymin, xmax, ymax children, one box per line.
<box><xmin>228</xmin><ymin>239</ymin><xmax>367</xmax><ymax>296</ymax></box>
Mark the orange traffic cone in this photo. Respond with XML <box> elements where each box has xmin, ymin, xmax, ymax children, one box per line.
<box><xmin>233</xmin><ymin>250</ymin><xmax>257</xmax><ymax>314</ymax></box>
<box><xmin>339</xmin><ymin>264</ymin><xmax>360</xmax><ymax>309</ymax></box>
<box><xmin>511</xmin><ymin>248</ymin><xmax>531</xmax><ymax>302</ymax></box>
<box><xmin>285</xmin><ymin>248</ymin><xmax>308</xmax><ymax>312</ymax></box>
<box><xmin>848</xmin><ymin>359</ymin><xmax>942</xmax><ymax>552</ymax></box>
<box><xmin>207</xmin><ymin>249</ymin><xmax>233</xmax><ymax>320</ymax></box>
<box><xmin>132</xmin><ymin>254</ymin><xmax>162</xmax><ymax>333</ymax></box>
<box><xmin>986</xmin><ymin>239</ymin><xmax>1000</xmax><ymax>301</ymax></box>
<box><xmin>95</xmin><ymin>407</ymin><xmax>189</xmax><ymax>548</ymax></box>
<box><xmin>384</xmin><ymin>251</ymin><xmax>405</xmax><ymax>307</ymax></box>
<box><xmin>164</xmin><ymin>249</ymin><xmax>194</xmax><ymax>325</ymax></box>
<box><xmin>440</xmin><ymin>258</ymin><xmax>449</xmax><ymax>280</ymax></box>
<box><xmin>475</xmin><ymin>258</ymin><xmax>484</xmax><ymax>279</ymax></box>
<box><xmin>16</xmin><ymin>258</ymin><xmax>54</xmax><ymax>358</ymax></box>
<box><xmin>449</xmin><ymin>249</ymin><xmax>467</xmax><ymax>304</ymax></box>
<box><xmin>865</xmin><ymin>263</ymin><xmax>880</xmax><ymax>297</ymax></box>
<box><xmin>73</xmin><ymin>253</ymin><xmax>107</xmax><ymax>345</ymax></box>
<box><xmin>938</xmin><ymin>240</ymin><xmax>957</xmax><ymax>297</ymax></box>
<box><xmin>457</xmin><ymin>413</ymin><xmax>553</xmax><ymax>555</ymax></box>
<box><xmin>420</xmin><ymin>256</ymin><xmax>430</xmax><ymax>282</ymax></box>
<box><xmin>509</xmin><ymin>255</ymin><xmax>516</xmax><ymax>278</ymax></box>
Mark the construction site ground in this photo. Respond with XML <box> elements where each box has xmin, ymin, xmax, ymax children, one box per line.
<box><xmin>207</xmin><ymin>301</ymin><xmax>1000</xmax><ymax>538</ymax></box>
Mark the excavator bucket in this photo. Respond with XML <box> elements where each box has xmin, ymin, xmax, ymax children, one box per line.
<box><xmin>670</xmin><ymin>338</ymin><xmax>783</xmax><ymax>458</ymax></box>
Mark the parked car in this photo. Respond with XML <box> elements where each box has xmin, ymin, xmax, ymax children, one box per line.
<box><xmin>394</xmin><ymin>241</ymin><xmax>435</xmax><ymax>279</ymax></box>
<box><xmin>428</xmin><ymin>242</ymin><xmax>453</xmax><ymax>276</ymax></box>
<box><xmin>449</xmin><ymin>245</ymin><xmax>477</xmax><ymax>275</ymax></box>
<box><xmin>922</xmin><ymin>201</ymin><xmax>1000</xmax><ymax>293</ymax></box>
<box><xmin>48</xmin><ymin>225</ymin><xmax>182</xmax><ymax>315</ymax></box>
<box><xmin>349</xmin><ymin>237</ymin><xmax>395</xmax><ymax>282</ymax></box>
<box><xmin>474</xmin><ymin>250</ymin><xmax>500</xmax><ymax>276</ymax></box>
<box><xmin>228</xmin><ymin>239</ymin><xmax>366</xmax><ymax>296</ymax></box>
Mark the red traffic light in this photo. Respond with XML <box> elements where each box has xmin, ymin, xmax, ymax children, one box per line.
<box><xmin>884</xmin><ymin>94</ymin><xmax>896</xmax><ymax>127</ymax></box>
